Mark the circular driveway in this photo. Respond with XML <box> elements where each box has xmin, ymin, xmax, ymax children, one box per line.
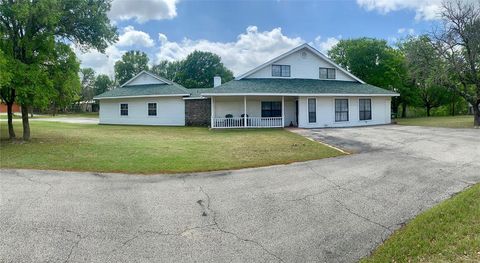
<box><xmin>1</xmin><ymin>125</ymin><xmax>479</xmax><ymax>262</ymax></box>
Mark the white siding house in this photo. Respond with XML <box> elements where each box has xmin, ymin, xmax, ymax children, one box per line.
<box><xmin>94</xmin><ymin>43</ymin><xmax>398</xmax><ymax>128</ymax></box>
<box><xmin>94</xmin><ymin>71</ymin><xmax>190</xmax><ymax>126</ymax></box>
<box><xmin>203</xmin><ymin>43</ymin><xmax>398</xmax><ymax>128</ymax></box>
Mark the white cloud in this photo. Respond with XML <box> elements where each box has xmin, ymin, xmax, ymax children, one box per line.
<box><xmin>311</xmin><ymin>36</ymin><xmax>340</xmax><ymax>54</ymax></box>
<box><xmin>356</xmin><ymin>0</ymin><xmax>443</xmax><ymax>20</ymax></box>
<box><xmin>75</xmin><ymin>25</ymin><xmax>342</xmax><ymax>78</ymax></box>
<box><xmin>109</xmin><ymin>0</ymin><xmax>179</xmax><ymax>23</ymax></box>
<box><xmin>155</xmin><ymin>26</ymin><xmax>340</xmax><ymax>76</ymax></box>
<box><xmin>116</xmin><ymin>26</ymin><xmax>154</xmax><ymax>48</ymax></box>
<box><xmin>397</xmin><ymin>28</ymin><xmax>415</xmax><ymax>35</ymax></box>
<box><xmin>74</xmin><ymin>26</ymin><xmax>156</xmax><ymax>76</ymax></box>
<box><xmin>74</xmin><ymin>45</ymin><xmax>124</xmax><ymax>77</ymax></box>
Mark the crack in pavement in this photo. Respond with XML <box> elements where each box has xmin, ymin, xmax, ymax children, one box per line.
<box><xmin>334</xmin><ymin>199</ymin><xmax>392</xmax><ymax>232</ymax></box>
<box><xmin>64</xmin><ymin>229</ymin><xmax>86</xmax><ymax>263</ymax></box>
<box><xmin>198</xmin><ymin>186</ymin><xmax>285</xmax><ymax>263</ymax></box>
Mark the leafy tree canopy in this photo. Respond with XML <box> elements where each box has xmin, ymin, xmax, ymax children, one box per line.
<box><xmin>152</xmin><ymin>51</ymin><xmax>234</xmax><ymax>89</ymax></box>
<box><xmin>114</xmin><ymin>50</ymin><xmax>149</xmax><ymax>85</ymax></box>
<box><xmin>94</xmin><ymin>74</ymin><xmax>114</xmax><ymax>95</ymax></box>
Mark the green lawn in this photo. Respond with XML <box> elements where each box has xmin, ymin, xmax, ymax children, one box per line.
<box><xmin>0</xmin><ymin>122</ymin><xmax>342</xmax><ymax>173</ymax></box>
<box><xmin>362</xmin><ymin>184</ymin><xmax>480</xmax><ymax>263</ymax></box>
<box><xmin>395</xmin><ymin>115</ymin><xmax>475</xmax><ymax>128</ymax></box>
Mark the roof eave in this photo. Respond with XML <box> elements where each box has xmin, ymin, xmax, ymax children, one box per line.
<box><xmin>201</xmin><ymin>93</ymin><xmax>399</xmax><ymax>97</ymax></box>
<box><xmin>94</xmin><ymin>94</ymin><xmax>190</xmax><ymax>100</ymax></box>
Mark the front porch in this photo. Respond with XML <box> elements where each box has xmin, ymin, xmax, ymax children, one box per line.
<box><xmin>210</xmin><ymin>96</ymin><xmax>297</xmax><ymax>128</ymax></box>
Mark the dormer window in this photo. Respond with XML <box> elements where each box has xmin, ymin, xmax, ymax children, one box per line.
<box><xmin>319</xmin><ymin>67</ymin><xmax>336</xmax><ymax>79</ymax></box>
<box><xmin>272</xmin><ymin>65</ymin><xmax>290</xmax><ymax>77</ymax></box>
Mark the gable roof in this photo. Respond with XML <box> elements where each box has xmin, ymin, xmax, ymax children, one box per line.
<box><xmin>121</xmin><ymin>70</ymin><xmax>173</xmax><ymax>87</ymax></box>
<box><xmin>236</xmin><ymin>43</ymin><xmax>365</xmax><ymax>84</ymax></box>
<box><xmin>201</xmin><ymin>78</ymin><xmax>398</xmax><ymax>96</ymax></box>
<box><xmin>94</xmin><ymin>71</ymin><xmax>190</xmax><ymax>100</ymax></box>
<box><xmin>94</xmin><ymin>83</ymin><xmax>191</xmax><ymax>99</ymax></box>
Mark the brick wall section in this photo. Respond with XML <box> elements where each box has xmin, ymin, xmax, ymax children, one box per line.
<box><xmin>185</xmin><ymin>98</ymin><xmax>211</xmax><ymax>126</ymax></box>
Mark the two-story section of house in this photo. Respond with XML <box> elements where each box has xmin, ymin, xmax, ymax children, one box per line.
<box><xmin>202</xmin><ymin>43</ymin><xmax>399</xmax><ymax>128</ymax></box>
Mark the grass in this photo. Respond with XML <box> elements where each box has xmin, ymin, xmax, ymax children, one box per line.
<box><xmin>0</xmin><ymin>112</ymin><xmax>99</xmax><ymax>119</ymax></box>
<box><xmin>0</xmin><ymin>122</ymin><xmax>342</xmax><ymax>173</ymax></box>
<box><xmin>362</xmin><ymin>184</ymin><xmax>480</xmax><ymax>263</ymax></box>
<box><xmin>395</xmin><ymin>115</ymin><xmax>474</xmax><ymax>128</ymax></box>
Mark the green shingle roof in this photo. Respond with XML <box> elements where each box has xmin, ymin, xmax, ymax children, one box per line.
<box><xmin>202</xmin><ymin>78</ymin><xmax>398</xmax><ymax>96</ymax></box>
<box><xmin>94</xmin><ymin>83</ymin><xmax>190</xmax><ymax>99</ymax></box>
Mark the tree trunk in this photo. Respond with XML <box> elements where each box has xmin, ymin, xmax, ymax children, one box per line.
<box><xmin>474</xmin><ymin>101</ymin><xmax>480</xmax><ymax>128</ymax></box>
<box><xmin>426</xmin><ymin>107</ymin><xmax>431</xmax><ymax>117</ymax></box>
<box><xmin>452</xmin><ymin>101</ymin><xmax>455</xmax><ymax>116</ymax></box>
<box><xmin>401</xmin><ymin>103</ymin><xmax>407</xmax><ymax>118</ymax></box>
<box><xmin>21</xmin><ymin>105</ymin><xmax>30</xmax><ymax>141</ymax></box>
<box><xmin>6</xmin><ymin>102</ymin><xmax>16</xmax><ymax>139</ymax></box>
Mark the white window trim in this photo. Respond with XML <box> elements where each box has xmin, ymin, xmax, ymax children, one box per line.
<box><xmin>119</xmin><ymin>102</ymin><xmax>129</xmax><ymax>117</ymax></box>
<box><xmin>333</xmin><ymin>98</ymin><xmax>349</xmax><ymax>123</ymax></box>
<box><xmin>307</xmin><ymin>97</ymin><xmax>317</xmax><ymax>124</ymax></box>
<box><xmin>146</xmin><ymin>102</ymin><xmax>158</xmax><ymax>117</ymax></box>
<box><xmin>272</xmin><ymin>64</ymin><xmax>291</xmax><ymax>77</ymax></box>
<box><xmin>319</xmin><ymin>67</ymin><xmax>336</xmax><ymax>80</ymax></box>
<box><xmin>359</xmin><ymin>98</ymin><xmax>373</xmax><ymax>121</ymax></box>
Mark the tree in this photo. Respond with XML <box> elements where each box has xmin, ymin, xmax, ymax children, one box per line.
<box><xmin>79</xmin><ymin>68</ymin><xmax>96</xmax><ymax>102</ymax></box>
<box><xmin>432</xmin><ymin>0</ymin><xmax>480</xmax><ymax>126</ymax></box>
<box><xmin>114</xmin><ymin>50</ymin><xmax>149</xmax><ymax>85</ymax></box>
<box><xmin>403</xmin><ymin>36</ymin><xmax>450</xmax><ymax>116</ymax></box>
<box><xmin>176</xmin><ymin>51</ymin><xmax>234</xmax><ymax>89</ymax></box>
<box><xmin>402</xmin><ymin>36</ymin><xmax>450</xmax><ymax>116</ymax></box>
<box><xmin>94</xmin><ymin>74</ymin><xmax>114</xmax><ymax>95</ymax></box>
<box><xmin>0</xmin><ymin>49</ymin><xmax>14</xmax><ymax>138</ymax></box>
<box><xmin>49</xmin><ymin>44</ymin><xmax>81</xmax><ymax>115</ymax></box>
<box><xmin>0</xmin><ymin>0</ymin><xmax>117</xmax><ymax>140</ymax></box>
<box><xmin>151</xmin><ymin>60</ymin><xmax>182</xmax><ymax>81</ymax></box>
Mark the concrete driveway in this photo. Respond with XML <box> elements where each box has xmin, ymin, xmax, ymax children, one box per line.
<box><xmin>1</xmin><ymin>125</ymin><xmax>479</xmax><ymax>262</ymax></box>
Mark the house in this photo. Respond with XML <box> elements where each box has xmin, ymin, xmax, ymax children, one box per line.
<box><xmin>0</xmin><ymin>102</ymin><xmax>21</xmax><ymax>113</ymax></box>
<box><xmin>94</xmin><ymin>43</ymin><xmax>398</xmax><ymax>128</ymax></box>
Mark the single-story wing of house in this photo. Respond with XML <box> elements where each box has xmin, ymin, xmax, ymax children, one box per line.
<box><xmin>94</xmin><ymin>43</ymin><xmax>399</xmax><ymax>128</ymax></box>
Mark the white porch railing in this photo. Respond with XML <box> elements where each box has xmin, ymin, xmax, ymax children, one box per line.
<box><xmin>211</xmin><ymin>117</ymin><xmax>283</xmax><ymax>128</ymax></box>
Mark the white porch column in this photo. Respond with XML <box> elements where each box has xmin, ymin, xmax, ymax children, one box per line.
<box><xmin>211</xmin><ymin>96</ymin><xmax>215</xmax><ymax>128</ymax></box>
<box><xmin>281</xmin><ymin>96</ymin><xmax>285</xmax><ymax>127</ymax></box>
<box><xmin>244</xmin><ymin>96</ymin><xmax>247</xmax><ymax>127</ymax></box>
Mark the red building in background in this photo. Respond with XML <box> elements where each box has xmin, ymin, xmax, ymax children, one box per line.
<box><xmin>0</xmin><ymin>102</ymin><xmax>21</xmax><ymax>113</ymax></box>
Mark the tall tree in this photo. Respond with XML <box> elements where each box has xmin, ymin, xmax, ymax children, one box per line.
<box><xmin>151</xmin><ymin>60</ymin><xmax>182</xmax><ymax>81</ymax></box>
<box><xmin>49</xmin><ymin>44</ymin><xmax>81</xmax><ymax>115</ymax></box>
<box><xmin>432</xmin><ymin>0</ymin><xmax>480</xmax><ymax>126</ymax></box>
<box><xmin>114</xmin><ymin>50</ymin><xmax>149</xmax><ymax>85</ymax></box>
<box><xmin>0</xmin><ymin>49</ymin><xmax>14</xmax><ymax>138</ymax></box>
<box><xmin>176</xmin><ymin>51</ymin><xmax>234</xmax><ymax>89</ymax></box>
<box><xmin>0</xmin><ymin>0</ymin><xmax>117</xmax><ymax>140</ymax></box>
<box><xmin>79</xmin><ymin>68</ymin><xmax>96</xmax><ymax>102</ymax></box>
<box><xmin>402</xmin><ymin>36</ymin><xmax>450</xmax><ymax>116</ymax></box>
<box><xmin>94</xmin><ymin>74</ymin><xmax>114</xmax><ymax>95</ymax></box>
<box><xmin>329</xmin><ymin>38</ymin><xmax>412</xmax><ymax>116</ymax></box>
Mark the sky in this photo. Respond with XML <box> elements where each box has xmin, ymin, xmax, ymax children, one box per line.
<box><xmin>75</xmin><ymin>0</ymin><xmax>446</xmax><ymax>77</ymax></box>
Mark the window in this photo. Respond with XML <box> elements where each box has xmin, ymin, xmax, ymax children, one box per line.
<box><xmin>272</xmin><ymin>65</ymin><xmax>291</xmax><ymax>77</ymax></box>
<box><xmin>335</xmin><ymin>99</ymin><xmax>349</xmax><ymax>122</ymax></box>
<box><xmin>261</xmin><ymin>101</ymin><xmax>282</xmax><ymax>117</ymax></box>
<box><xmin>120</xmin><ymin>103</ymin><xmax>128</xmax><ymax>116</ymax></box>
<box><xmin>359</xmin><ymin>99</ymin><xmax>372</xmax><ymax>120</ymax></box>
<box><xmin>148</xmin><ymin>103</ymin><xmax>157</xmax><ymax>116</ymax></box>
<box><xmin>319</xmin><ymin>67</ymin><xmax>336</xmax><ymax>79</ymax></box>
<box><xmin>308</xmin><ymin>98</ymin><xmax>316</xmax><ymax>123</ymax></box>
